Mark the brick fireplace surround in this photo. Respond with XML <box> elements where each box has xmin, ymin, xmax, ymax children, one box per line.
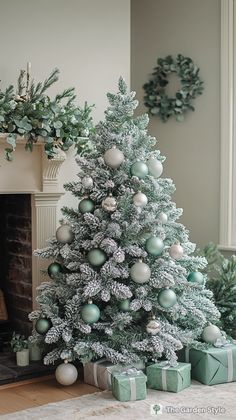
<box><xmin>0</xmin><ymin>135</ymin><xmax>66</xmax><ymax>334</ymax></box>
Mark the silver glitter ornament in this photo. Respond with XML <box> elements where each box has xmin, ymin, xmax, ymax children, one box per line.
<box><xmin>102</xmin><ymin>193</ymin><xmax>117</xmax><ymax>212</ymax></box>
<box><xmin>146</xmin><ymin>317</ymin><xmax>161</xmax><ymax>335</ymax></box>
<box><xmin>82</xmin><ymin>176</ymin><xmax>93</xmax><ymax>189</ymax></box>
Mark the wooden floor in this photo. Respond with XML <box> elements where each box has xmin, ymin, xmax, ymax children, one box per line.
<box><xmin>0</xmin><ymin>375</ymin><xmax>98</xmax><ymax>415</ymax></box>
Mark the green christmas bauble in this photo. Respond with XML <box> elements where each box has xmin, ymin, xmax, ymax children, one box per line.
<box><xmin>130</xmin><ymin>161</ymin><xmax>149</xmax><ymax>179</ymax></box>
<box><xmin>48</xmin><ymin>262</ymin><xmax>62</xmax><ymax>279</ymax></box>
<box><xmin>55</xmin><ymin>362</ymin><xmax>78</xmax><ymax>386</ymax></box>
<box><xmin>35</xmin><ymin>318</ymin><xmax>52</xmax><ymax>335</ymax></box>
<box><xmin>145</xmin><ymin>236</ymin><xmax>164</xmax><ymax>256</ymax></box>
<box><xmin>79</xmin><ymin>198</ymin><xmax>95</xmax><ymax>214</ymax></box>
<box><xmin>187</xmin><ymin>271</ymin><xmax>204</xmax><ymax>285</ymax></box>
<box><xmin>56</xmin><ymin>224</ymin><xmax>74</xmax><ymax>244</ymax></box>
<box><xmin>87</xmin><ymin>248</ymin><xmax>107</xmax><ymax>267</ymax></box>
<box><xmin>119</xmin><ymin>299</ymin><xmax>131</xmax><ymax>311</ymax></box>
<box><xmin>201</xmin><ymin>324</ymin><xmax>222</xmax><ymax>344</ymax></box>
<box><xmin>158</xmin><ymin>289</ymin><xmax>177</xmax><ymax>309</ymax></box>
<box><xmin>81</xmin><ymin>302</ymin><xmax>100</xmax><ymax>324</ymax></box>
<box><xmin>130</xmin><ymin>261</ymin><xmax>151</xmax><ymax>284</ymax></box>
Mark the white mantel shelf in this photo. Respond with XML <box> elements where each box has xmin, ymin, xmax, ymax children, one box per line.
<box><xmin>0</xmin><ymin>133</ymin><xmax>66</xmax><ymax>308</ymax></box>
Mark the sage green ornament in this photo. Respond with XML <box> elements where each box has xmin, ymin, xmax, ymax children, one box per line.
<box><xmin>147</xmin><ymin>158</ymin><xmax>163</xmax><ymax>178</ymax></box>
<box><xmin>47</xmin><ymin>262</ymin><xmax>62</xmax><ymax>279</ymax></box>
<box><xmin>119</xmin><ymin>299</ymin><xmax>130</xmax><ymax>311</ymax></box>
<box><xmin>35</xmin><ymin>318</ymin><xmax>52</xmax><ymax>335</ymax></box>
<box><xmin>201</xmin><ymin>324</ymin><xmax>222</xmax><ymax>344</ymax></box>
<box><xmin>187</xmin><ymin>271</ymin><xmax>204</xmax><ymax>285</ymax></box>
<box><xmin>56</xmin><ymin>224</ymin><xmax>74</xmax><ymax>244</ymax></box>
<box><xmin>145</xmin><ymin>236</ymin><xmax>164</xmax><ymax>256</ymax></box>
<box><xmin>130</xmin><ymin>161</ymin><xmax>148</xmax><ymax>179</ymax></box>
<box><xmin>81</xmin><ymin>301</ymin><xmax>100</xmax><ymax>324</ymax></box>
<box><xmin>88</xmin><ymin>248</ymin><xmax>107</xmax><ymax>267</ymax></box>
<box><xmin>79</xmin><ymin>198</ymin><xmax>95</xmax><ymax>214</ymax></box>
<box><xmin>158</xmin><ymin>288</ymin><xmax>177</xmax><ymax>308</ymax></box>
<box><xmin>130</xmin><ymin>260</ymin><xmax>151</xmax><ymax>284</ymax></box>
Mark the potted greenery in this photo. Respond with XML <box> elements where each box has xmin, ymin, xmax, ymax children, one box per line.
<box><xmin>28</xmin><ymin>335</ymin><xmax>44</xmax><ymax>361</ymax></box>
<box><xmin>11</xmin><ymin>332</ymin><xmax>29</xmax><ymax>366</ymax></box>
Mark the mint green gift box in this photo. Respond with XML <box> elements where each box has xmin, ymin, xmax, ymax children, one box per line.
<box><xmin>146</xmin><ymin>362</ymin><xmax>191</xmax><ymax>393</ymax></box>
<box><xmin>178</xmin><ymin>345</ymin><xmax>236</xmax><ymax>385</ymax></box>
<box><xmin>111</xmin><ymin>369</ymin><xmax>147</xmax><ymax>402</ymax></box>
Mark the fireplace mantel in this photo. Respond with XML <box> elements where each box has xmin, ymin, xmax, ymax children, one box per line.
<box><xmin>0</xmin><ymin>134</ymin><xmax>66</xmax><ymax>308</ymax></box>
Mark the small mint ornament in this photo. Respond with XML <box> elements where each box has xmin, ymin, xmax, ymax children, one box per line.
<box><xmin>81</xmin><ymin>300</ymin><xmax>100</xmax><ymax>324</ymax></box>
<box><xmin>119</xmin><ymin>299</ymin><xmax>131</xmax><ymax>311</ymax></box>
<box><xmin>79</xmin><ymin>198</ymin><xmax>95</xmax><ymax>214</ymax></box>
<box><xmin>47</xmin><ymin>262</ymin><xmax>62</xmax><ymax>279</ymax></box>
<box><xmin>145</xmin><ymin>236</ymin><xmax>164</xmax><ymax>256</ymax></box>
<box><xmin>87</xmin><ymin>248</ymin><xmax>107</xmax><ymax>267</ymax></box>
<box><xmin>131</xmin><ymin>161</ymin><xmax>148</xmax><ymax>179</ymax></box>
<box><xmin>158</xmin><ymin>288</ymin><xmax>177</xmax><ymax>309</ymax></box>
<box><xmin>35</xmin><ymin>318</ymin><xmax>52</xmax><ymax>335</ymax></box>
<box><xmin>187</xmin><ymin>271</ymin><xmax>204</xmax><ymax>285</ymax></box>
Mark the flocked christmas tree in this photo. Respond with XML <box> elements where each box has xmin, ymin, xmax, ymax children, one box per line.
<box><xmin>30</xmin><ymin>78</ymin><xmax>220</xmax><ymax>367</ymax></box>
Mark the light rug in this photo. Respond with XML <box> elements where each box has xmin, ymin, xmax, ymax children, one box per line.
<box><xmin>1</xmin><ymin>381</ymin><xmax>236</xmax><ymax>420</ymax></box>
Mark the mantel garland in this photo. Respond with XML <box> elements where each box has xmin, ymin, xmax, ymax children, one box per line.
<box><xmin>0</xmin><ymin>67</ymin><xmax>94</xmax><ymax>160</ymax></box>
<box><xmin>143</xmin><ymin>54</ymin><xmax>204</xmax><ymax>122</ymax></box>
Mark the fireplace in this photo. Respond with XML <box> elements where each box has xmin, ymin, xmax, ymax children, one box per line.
<box><xmin>0</xmin><ymin>194</ymin><xmax>32</xmax><ymax>335</ymax></box>
<box><xmin>0</xmin><ymin>135</ymin><xmax>66</xmax><ymax>339</ymax></box>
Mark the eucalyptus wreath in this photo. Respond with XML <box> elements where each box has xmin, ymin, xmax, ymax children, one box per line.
<box><xmin>143</xmin><ymin>54</ymin><xmax>204</xmax><ymax>122</ymax></box>
<box><xmin>0</xmin><ymin>68</ymin><xmax>94</xmax><ymax>160</ymax></box>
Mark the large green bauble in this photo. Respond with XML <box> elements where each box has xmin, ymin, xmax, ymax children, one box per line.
<box><xmin>145</xmin><ymin>236</ymin><xmax>164</xmax><ymax>256</ymax></box>
<box><xmin>81</xmin><ymin>303</ymin><xmax>100</xmax><ymax>324</ymax></box>
<box><xmin>158</xmin><ymin>289</ymin><xmax>177</xmax><ymax>309</ymax></box>
<box><xmin>48</xmin><ymin>262</ymin><xmax>62</xmax><ymax>279</ymax></box>
<box><xmin>201</xmin><ymin>324</ymin><xmax>221</xmax><ymax>344</ymax></box>
<box><xmin>119</xmin><ymin>299</ymin><xmax>131</xmax><ymax>312</ymax></box>
<box><xmin>130</xmin><ymin>161</ymin><xmax>149</xmax><ymax>179</ymax></box>
<box><xmin>87</xmin><ymin>248</ymin><xmax>107</xmax><ymax>267</ymax></box>
<box><xmin>79</xmin><ymin>198</ymin><xmax>95</xmax><ymax>214</ymax></box>
<box><xmin>187</xmin><ymin>271</ymin><xmax>204</xmax><ymax>285</ymax></box>
<box><xmin>35</xmin><ymin>318</ymin><xmax>52</xmax><ymax>335</ymax></box>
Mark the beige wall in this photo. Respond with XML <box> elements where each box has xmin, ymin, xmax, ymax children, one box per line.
<box><xmin>131</xmin><ymin>0</ymin><xmax>220</xmax><ymax>249</ymax></box>
<box><xmin>0</xmin><ymin>0</ymin><xmax>130</xmax><ymax>217</ymax></box>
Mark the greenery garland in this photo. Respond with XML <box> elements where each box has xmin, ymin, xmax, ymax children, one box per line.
<box><xmin>0</xmin><ymin>68</ymin><xmax>94</xmax><ymax>160</ymax></box>
<box><xmin>143</xmin><ymin>54</ymin><xmax>204</xmax><ymax>122</ymax></box>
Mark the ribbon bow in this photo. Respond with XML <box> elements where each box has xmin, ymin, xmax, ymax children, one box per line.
<box><xmin>214</xmin><ymin>337</ymin><xmax>232</xmax><ymax>348</ymax></box>
<box><xmin>120</xmin><ymin>367</ymin><xmax>142</xmax><ymax>376</ymax></box>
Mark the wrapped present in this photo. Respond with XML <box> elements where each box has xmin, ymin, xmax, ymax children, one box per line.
<box><xmin>177</xmin><ymin>341</ymin><xmax>236</xmax><ymax>385</ymax></box>
<box><xmin>83</xmin><ymin>358</ymin><xmax>145</xmax><ymax>390</ymax></box>
<box><xmin>146</xmin><ymin>361</ymin><xmax>191</xmax><ymax>393</ymax></box>
<box><xmin>112</xmin><ymin>368</ymin><xmax>147</xmax><ymax>401</ymax></box>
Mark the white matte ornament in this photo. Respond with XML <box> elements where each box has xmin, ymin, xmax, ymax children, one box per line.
<box><xmin>146</xmin><ymin>318</ymin><xmax>161</xmax><ymax>335</ymax></box>
<box><xmin>201</xmin><ymin>324</ymin><xmax>222</xmax><ymax>344</ymax></box>
<box><xmin>55</xmin><ymin>362</ymin><xmax>78</xmax><ymax>386</ymax></box>
<box><xmin>102</xmin><ymin>194</ymin><xmax>117</xmax><ymax>212</ymax></box>
<box><xmin>147</xmin><ymin>158</ymin><xmax>163</xmax><ymax>178</ymax></box>
<box><xmin>130</xmin><ymin>261</ymin><xmax>151</xmax><ymax>284</ymax></box>
<box><xmin>159</xmin><ymin>212</ymin><xmax>168</xmax><ymax>223</ymax></box>
<box><xmin>133</xmin><ymin>191</ymin><xmax>148</xmax><ymax>207</ymax></box>
<box><xmin>56</xmin><ymin>225</ymin><xmax>74</xmax><ymax>244</ymax></box>
<box><xmin>82</xmin><ymin>176</ymin><xmax>93</xmax><ymax>189</ymax></box>
<box><xmin>104</xmin><ymin>146</ymin><xmax>124</xmax><ymax>169</ymax></box>
<box><xmin>169</xmin><ymin>243</ymin><xmax>184</xmax><ymax>260</ymax></box>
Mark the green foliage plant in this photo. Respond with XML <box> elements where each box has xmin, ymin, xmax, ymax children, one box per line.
<box><xmin>11</xmin><ymin>332</ymin><xmax>28</xmax><ymax>352</ymax></box>
<box><xmin>0</xmin><ymin>68</ymin><xmax>94</xmax><ymax>160</ymax></box>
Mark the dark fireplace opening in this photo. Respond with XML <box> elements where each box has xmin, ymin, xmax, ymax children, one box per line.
<box><xmin>0</xmin><ymin>194</ymin><xmax>32</xmax><ymax>341</ymax></box>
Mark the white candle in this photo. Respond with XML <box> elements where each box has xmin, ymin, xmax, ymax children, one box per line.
<box><xmin>27</xmin><ymin>62</ymin><xmax>31</xmax><ymax>77</ymax></box>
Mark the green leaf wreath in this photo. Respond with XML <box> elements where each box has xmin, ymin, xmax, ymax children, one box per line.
<box><xmin>0</xmin><ymin>68</ymin><xmax>94</xmax><ymax>160</ymax></box>
<box><xmin>143</xmin><ymin>54</ymin><xmax>204</xmax><ymax>122</ymax></box>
